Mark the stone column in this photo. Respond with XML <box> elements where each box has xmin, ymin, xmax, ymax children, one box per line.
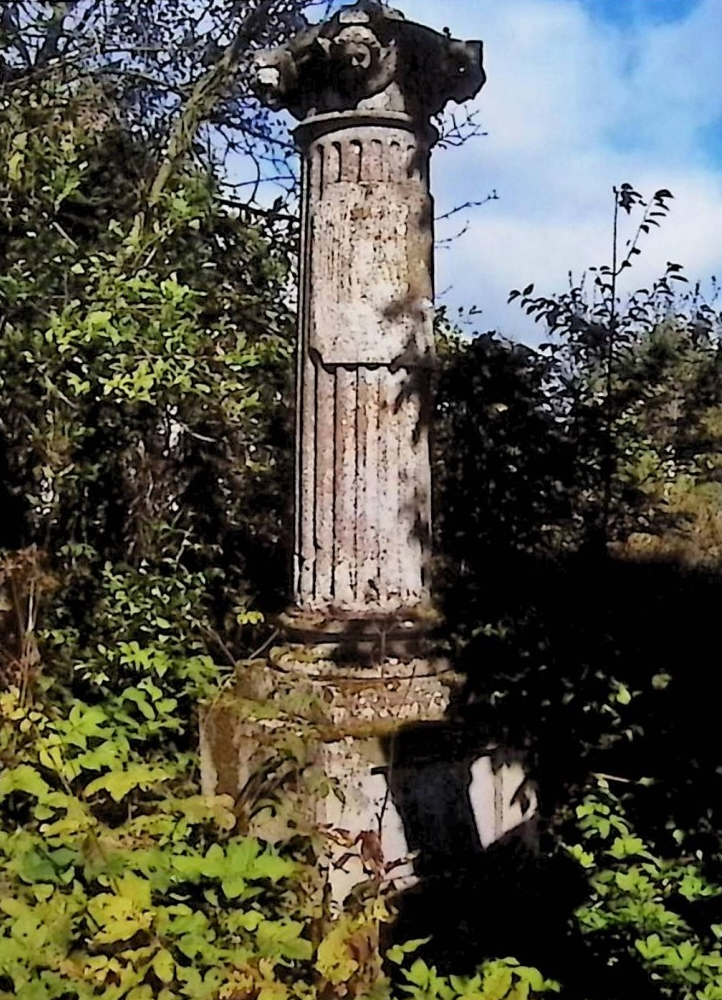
<box><xmin>251</xmin><ymin>1</ymin><xmax>486</xmax><ymax>651</ymax></box>
<box><xmin>200</xmin><ymin>3</ymin><xmax>537</xmax><ymax>914</ymax></box>
<box><xmin>293</xmin><ymin>112</ymin><xmax>435</xmax><ymax>629</ymax></box>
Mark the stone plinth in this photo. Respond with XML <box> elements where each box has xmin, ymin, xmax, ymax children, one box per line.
<box><xmin>200</xmin><ymin>652</ymin><xmax>461</xmax><ymax>906</ymax></box>
<box><xmin>200</xmin><ymin>651</ymin><xmax>538</xmax><ymax>906</ymax></box>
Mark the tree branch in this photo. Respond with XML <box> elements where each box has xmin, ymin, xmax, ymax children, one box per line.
<box><xmin>217</xmin><ymin>196</ymin><xmax>297</xmax><ymax>223</ymax></box>
<box><xmin>435</xmin><ymin>191</ymin><xmax>498</xmax><ymax>223</ymax></box>
<box><xmin>1</xmin><ymin>3</ymin><xmax>34</xmax><ymax>68</ymax></box>
<box><xmin>148</xmin><ymin>0</ymin><xmax>279</xmax><ymax>208</ymax></box>
<box><xmin>35</xmin><ymin>0</ymin><xmax>80</xmax><ymax>67</ymax></box>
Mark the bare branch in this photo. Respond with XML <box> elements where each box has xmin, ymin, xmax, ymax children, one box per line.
<box><xmin>437</xmin><ymin>107</ymin><xmax>486</xmax><ymax>149</ymax></box>
<box><xmin>436</xmin><ymin>222</ymin><xmax>471</xmax><ymax>248</ymax></box>
<box><xmin>217</xmin><ymin>197</ymin><xmax>296</xmax><ymax>222</ymax></box>
<box><xmin>148</xmin><ymin>0</ymin><xmax>279</xmax><ymax>208</ymax></box>
<box><xmin>435</xmin><ymin>190</ymin><xmax>498</xmax><ymax>223</ymax></box>
<box><xmin>435</xmin><ymin>190</ymin><xmax>498</xmax><ymax>249</ymax></box>
<box><xmin>97</xmin><ymin>65</ymin><xmax>190</xmax><ymax>99</ymax></box>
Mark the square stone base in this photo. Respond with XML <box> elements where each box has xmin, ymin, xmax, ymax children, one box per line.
<box><xmin>199</xmin><ymin>650</ymin><xmax>537</xmax><ymax>908</ymax></box>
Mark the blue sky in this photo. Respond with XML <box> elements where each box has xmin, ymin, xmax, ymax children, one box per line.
<box><xmin>579</xmin><ymin>0</ymin><xmax>701</xmax><ymax>26</ymax></box>
<box><xmin>382</xmin><ymin>0</ymin><xmax>722</xmax><ymax>342</ymax></box>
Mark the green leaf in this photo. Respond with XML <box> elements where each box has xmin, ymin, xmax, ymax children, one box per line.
<box><xmin>221</xmin><ymin>874</ymin><xmax>248</xmax><ymax>900</ymax></box>
<box><xmin>481</xmin><ymin>964</ymin><xmax>513</xmax><ymax>1000</ymax></box>
<box><xmin>608</xmin><ymin>835</ymin><xmax>646</xmax><ymax>859</ymax></box>
<box><xmin>8</xmin><ymin>150</ymin><xmax>24</xmax><ymax>183</ymax></box>
<box><xmin>85</xmin><ymin>763</ymin><xmax>169</xmax><ymax>802</ymax></box>
<box><xmin>251</xmin><ymin>850</ymin><xmax>297</xmax><ymax>883</ymax></box>
<box><xmin>86</xmin><ymin>310</ymin><xmax>112</xmax><ymax>329</ymax></box>
<box><xmin>256</xmin><ymin>919</ymin><xmax>313</xmax><ymax>963</ymax></box>
<box><xmin>153</xmin><ymin>949</ymin><xmax>176</xmax><ymax>984</ymax></box>
<box><xmin>386</xmin><ymin>937</ymin><xmax>431</xmax><ymax>965</ymax></box>
<box><xmin>0</xmin><ymin>765</ymin><xmax>51</xmax><ymax>801</ymax></box>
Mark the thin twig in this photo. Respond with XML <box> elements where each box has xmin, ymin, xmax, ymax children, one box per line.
<box><xmin>435</xmin><ymin>190</ymin><xmax>498</xmax><ymax>223</ymax></box>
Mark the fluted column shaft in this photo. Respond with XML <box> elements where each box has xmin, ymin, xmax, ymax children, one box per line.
<box><xmin>291</xmin><ymin>112</ymin><xmax>436</xmax><ymax>629</ymax></box>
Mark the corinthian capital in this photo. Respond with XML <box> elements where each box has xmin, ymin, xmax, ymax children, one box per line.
<box><xmin>251</xmin><ymin>0</ymin><xmax>485</xmax><ymax>125</ymax></box>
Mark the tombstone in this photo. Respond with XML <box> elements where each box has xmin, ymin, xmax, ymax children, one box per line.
<box><xmin>201</xmin><ymin>0</ymin><xmax>536</xmax><ymax>910</ymax></box>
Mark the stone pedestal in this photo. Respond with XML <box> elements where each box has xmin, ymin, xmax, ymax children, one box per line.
<box><xmin>201</xmin><ymin>651</ymin><xmax>462</xmax><ymax>906</ymax></box>
<box><xmin>200</xmin><ymin>648</ymin><xmax>537</xmax><ymax>906</ymax></box>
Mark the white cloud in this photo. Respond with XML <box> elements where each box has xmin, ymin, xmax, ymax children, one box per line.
<box><xmin>394</xmin><ymin>0</ymin><xmax>722</xmax><ymax>342</ymax></box>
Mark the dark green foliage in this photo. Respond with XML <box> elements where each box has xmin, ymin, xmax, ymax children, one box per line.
<box><xmin>430</xmin><ymin>187</ymin><xmax>722</xmax><ymax>998</ymax></box>
<box><xmin>0</xmin><ymin>71</ymin><xmax>296</xmax><ymax>647</ymax></box>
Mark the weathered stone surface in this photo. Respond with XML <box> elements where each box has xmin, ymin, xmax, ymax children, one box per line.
<box><xmin>200</xmin><ymin>653</ymin><xmax>461</xmax><ymax>904</ymax></box>
<box><xmin>247</xmin><ymin>3</ymin><xmax>486</xmax><ymax>635</ymax></box>
<box><xmin>251</xmin><ymin>1</ymin><xmax>485</xmax><ymax>125</ymax></box>
<box><xmin>199</xmin><ymin>656</ymin><xmax>537</xmax><ymax>906</ymax></box>
<box><xmin>305</xmin><ymin>120</ymin><xmax>433</xmax><ymax>367</ymax></box>
<box><xmin>470</xmin><ymin>755</ymin><xmax>538</xmax><ymax>849</ymax></box>
<box><xmin>289</xmin><ymin>116</ymin><xmax>436</xmax><ymax>629</ymax></box>
<box><xmin>290</xmin><ymin>113</ymin><xmax>437</xmax><ymax>627</ymax></box>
